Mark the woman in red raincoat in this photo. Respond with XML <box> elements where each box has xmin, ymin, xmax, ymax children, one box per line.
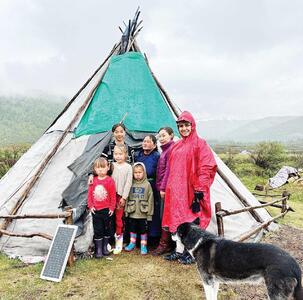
<box><xmin>162</xmin><ymin>111</ymin><xmax>217</xmax><ymax>264</ymax></box>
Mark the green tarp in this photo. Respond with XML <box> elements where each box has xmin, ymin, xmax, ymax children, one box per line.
<box><xmin>74</xmin><ymin>52</ymin><xmax>178</xmax><ymax>137</ymax></box>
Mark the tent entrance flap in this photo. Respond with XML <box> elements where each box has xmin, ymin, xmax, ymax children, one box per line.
<box><xmin>74</xmin><ymin>52</ymin><xmax>178</xmax><ymax>137</ymax></box>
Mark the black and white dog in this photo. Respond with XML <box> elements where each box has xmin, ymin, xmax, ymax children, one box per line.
<box><xmin>177</xmin><ymin>222</ymin><xmax>303</xmax><ymax>300</ymax></box>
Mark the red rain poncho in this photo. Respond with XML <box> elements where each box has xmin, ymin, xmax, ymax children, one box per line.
<box><xmin>162</xmin><ymin>111</ymin><xmax>217</xmax><ymax>233</ymax></box>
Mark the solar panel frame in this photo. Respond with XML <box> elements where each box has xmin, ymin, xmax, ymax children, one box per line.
<box><xmin>40</xmin><ymin>224</ymin><xmax>78</xmax><ymax>282</ymax></box>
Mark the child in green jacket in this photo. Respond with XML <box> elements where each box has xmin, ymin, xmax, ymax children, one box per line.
<box><xmin>124</xmin><ymin>162</ymin><xmax>154</xmax><ymax>255</ymax></box>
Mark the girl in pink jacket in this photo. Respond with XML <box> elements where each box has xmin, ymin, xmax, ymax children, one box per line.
<box><xmin>152</xmin><ymin>127</ymin><xmax>175</xmax><ymax>256</ymax></box>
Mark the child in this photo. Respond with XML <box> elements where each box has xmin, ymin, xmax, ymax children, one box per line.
<box><xmin>124</xmin><ymin>162</ymin><xmax>154</xmax><ymax>255</ymax></box>
<box><xmin>152</xmin><ymin>127</ymin><xmax>175</xmax><ymax>255</ymax></box>
<box><xmin>87</xmin><ymin>157</ymin><xmax>116</xmax><ymax>258</ymax></box>
<box><xmin>111</xmin><ymin>145</ymin><xmax>133</xmax><ymax>254</ymax></box>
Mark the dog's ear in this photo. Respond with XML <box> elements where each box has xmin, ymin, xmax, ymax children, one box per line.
<box><xmin>177</xmin><ymin>223</ymin><xmax>188</xmax><ymax>238</ymax></box>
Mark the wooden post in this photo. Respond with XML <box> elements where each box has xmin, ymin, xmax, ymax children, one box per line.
<box><xmin>64</xmin><ymin>207</ymin><xmax>75</xmax><ymax>267</ymax></box>
<box><xmin>281</xmin><ymin>191</ymin><xmax>290</xmax><ymax>214</ymax></box>
<box><xmin>215</xmin><ymin>202</ymin><xmax>224</xmax><ymax>237</ymax></box>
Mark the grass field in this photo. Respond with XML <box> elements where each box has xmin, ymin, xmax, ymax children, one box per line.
<box><xmin>0</xmin><ymin>151</ymin><xmax>302</xmax><ymax>299</ymax></box>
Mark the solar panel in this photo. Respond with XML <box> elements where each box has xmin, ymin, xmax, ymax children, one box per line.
<box><xmin>40</xmin><ymin>224</ymin><xmax>78</xmax><ymax>282</ymax></box>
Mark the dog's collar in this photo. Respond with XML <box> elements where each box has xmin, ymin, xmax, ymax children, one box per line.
<box><xmin>188</xmin><ymin>237</ymin><xmax>203</xmax><ymax>258</ymax></box>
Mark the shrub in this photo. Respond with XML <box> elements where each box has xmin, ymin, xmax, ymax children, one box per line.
<box><xmin>221</xmin><ymin>148</ymin><xmax>236</xmax><ymax>171</ymax></box>
<box><xmin>0</xmin><ymin>144</ymin><xmax>29</xmax><ymax>178</ymax></box>
<box><xmin>250</xmin><ymin>142</ymin><xmax>285</xmax><ymax>174</ymax></box>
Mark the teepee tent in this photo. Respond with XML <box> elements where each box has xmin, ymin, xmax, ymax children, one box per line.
<box><xmin>0</xmin><ymin>10</ymin><xmax>276</xmax><ymax>262</ymax></box>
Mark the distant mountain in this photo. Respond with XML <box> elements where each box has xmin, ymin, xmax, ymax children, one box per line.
<box><xmin>0</xmin><ymin>96</ymin><xmax>66</xmax><ymax>146</ymax></box>
<box><xmin>1</xmin><ymin>96</ymin><xmax>302</xmax><ymax>146</ymax></box>
<box><xmin>197</xmin><ymin>116</ymin><xmax>303</xmax><ymax>142</ymax></box>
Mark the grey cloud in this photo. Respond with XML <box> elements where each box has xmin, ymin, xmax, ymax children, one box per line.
<box><xmin>0</xmin><ymin>0</ymin><xmax>303</xmax><ymax>119</ymax></box>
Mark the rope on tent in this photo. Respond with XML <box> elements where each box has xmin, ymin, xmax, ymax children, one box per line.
<box><xmin>215</xmin><ymin>192</ymin><xmax>291</xmax><ymax>241</ymax></box>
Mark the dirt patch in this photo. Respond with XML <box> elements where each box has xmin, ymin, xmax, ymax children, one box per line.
<box><xmin>219</xmin><ymin>225</ymin><xmax>303</xmax><ymax>300</ymax></box>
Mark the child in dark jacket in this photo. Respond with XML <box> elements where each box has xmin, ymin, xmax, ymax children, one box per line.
<box><xmin>124</xmin><ymin>162</ymin><xmax>154</xmax><ymax>255</ymax></box>
<box><xmin>87</xmin><ymin>157</ymin><xmax>116</xmax><ymax>258</ymax></box>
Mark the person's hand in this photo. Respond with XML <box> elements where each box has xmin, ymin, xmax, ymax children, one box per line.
<box><xmin>109</xmin><ymin>209</ymin><xmax>114</xmax><ymax>216</ymax></box>
<box><xmin>119</xmin><ymin>198</ymin><xmax>126</xmax><ymax>207</ymax></box>
<box><xmin>191</xmin><ymin>191</ymin><xmax>204</xmax><ymax>213</ymax></box>
<box><xmin>89</xmin><ymin>207</ymin><xmax>96</xmax><ymax>214</ymax></box>
<box><xmin>88</xmin><ymin>174</ymin><xmax>94</xmax><ymax>185</ymax></box>
<box><xmin>160</xmin><ymin>191</ymin><xmax>165</xmax><ymax>199</ymax></box>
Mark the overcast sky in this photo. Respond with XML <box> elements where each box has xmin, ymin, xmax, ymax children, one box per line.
<box><xmin>1</xmin><ymin>0</ymin><xmax>303</xmax><ymax>120</ymax></box>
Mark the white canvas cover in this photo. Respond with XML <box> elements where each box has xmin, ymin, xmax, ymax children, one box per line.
<box><xmin>0</xmin><ymin>132</ymin><xmax>89</xmax><ymax>259</ymax></box>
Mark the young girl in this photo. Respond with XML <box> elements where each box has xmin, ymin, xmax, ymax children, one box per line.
<box><xmin>111</xmin><ymin>144</ymin><xmax>133</xmax><ymax>254</ymax></box>
<box><xmin>152</xmin><ymin>127</ymin><xmax>175</xmax><ymax>255</ymax></box>
<box><xmin>124</xmin><ymin>163</ymin><xmax>154</xmax><ymax>255</ymax></box>
<box><xmin>87</xmin><ymin>157</ymin><xmax>116</xmax><ymax>258</ymax></box>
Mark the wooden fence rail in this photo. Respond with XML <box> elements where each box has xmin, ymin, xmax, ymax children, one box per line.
<box><xmin>0</xmin><ymin>209</ymin><xmax>74</xmax><ymax>266</ymax></box>
<box><xmin>215</xmin><ymin>192</ymin><xmax>291</xmax><ymax>241</ymax></box>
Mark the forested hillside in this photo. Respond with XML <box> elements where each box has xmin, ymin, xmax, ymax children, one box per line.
<box><xmin>0</xmin><ymin>96</ymin><xmax>65</xmax><ymax>146</ymax></box>
<box><xmin>1</xmin><ymin>96</ymin><xmax>302</xmax><ymax>146</ymax></box>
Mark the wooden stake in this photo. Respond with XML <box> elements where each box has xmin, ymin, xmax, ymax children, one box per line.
<box><xmin>215</xmin><ymin>202</ymin><xmax>224</xmax><ymax>237</ymax></box>
<box><xmin>64</xmin><ymin>207</ymin><xmax>75</xmax><ymax>267</ymax></box>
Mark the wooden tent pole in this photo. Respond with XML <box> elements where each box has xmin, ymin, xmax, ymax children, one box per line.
<box><xmin>142</xmin><ymin>52</ymin><xmax>181</xmax><ymax>118</ymax></box>
<box><xmin>0</xmin><ymin>47</ymin><xmax>117</xmax><ymax>235</ymax></box>
<box><xmin>45</xmin><ymin>43</ymin><xmax>120</xmax><ymax>132</ymax></box>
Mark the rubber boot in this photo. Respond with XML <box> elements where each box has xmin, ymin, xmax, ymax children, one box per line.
<box><xmin>94</xmin><ymin>238</ymin><xmax>103</xmax><ymax>259</ymax></box>
<box><xmin>140</xmin><ymin>233</ymin><xmax>148</xmax><ymax>255</ymax></box>
<box><xmin>102</xmin><ymin>236</ymin><xmax>110</xmax><ymax>256</ymax></box>
<box><xmin>125</xmin><ymin>232</ymin><xmax>137</xmax><ymax>251</ymax></box>
<box><xmin>113</xmin><ymin>234</ymin><xmax>123</xmax><ymax>255</ymax></box>
<box><xmin>151</xmin><ymin>229</ymin><xmax>173</xmax><ymax>256</ymax></box>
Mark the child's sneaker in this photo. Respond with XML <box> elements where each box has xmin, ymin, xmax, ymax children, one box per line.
<box><xmin>125</xmin><ymin>243</ymin><xmax>136</xmax><ymax>252</ymax></box>
<box><xmin>141</xmin><ymin>245</ymin><xmax>148</xmax><ymax>255</ymax></box>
